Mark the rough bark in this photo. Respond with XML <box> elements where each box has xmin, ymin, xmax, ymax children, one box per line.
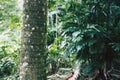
<box><xmin>20</xmin><ymin>0</ymin><xmax>47</xmax><ymax>80</ymax></box>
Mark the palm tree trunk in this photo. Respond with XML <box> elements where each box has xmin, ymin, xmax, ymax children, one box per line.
<box><xmin>20</xmin><ymin>0</ymin><xmax>47</xmax><ymax>80</ymax></box>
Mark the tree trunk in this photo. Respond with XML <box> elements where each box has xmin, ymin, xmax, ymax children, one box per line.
<box><xmin>20</xmin><ymin>0</ymin><xmax>47</xmax><ymax>80</ymax></box>
<box><xmin>93</xmin><ymin>68</ymin><xmax>111</xmax><ymax>80</ymax></box>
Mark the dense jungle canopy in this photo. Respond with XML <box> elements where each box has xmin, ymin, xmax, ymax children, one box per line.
<box><xmin>0</xmin><ymin>0</ymin><xmax>120</xmax><ymax>80</ymax></box>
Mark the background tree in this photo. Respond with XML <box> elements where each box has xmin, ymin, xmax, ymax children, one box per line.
<box><xmin>20</xmin><ymin>0</ymin><xmax>47</xmax><ymax>80</ymax></box>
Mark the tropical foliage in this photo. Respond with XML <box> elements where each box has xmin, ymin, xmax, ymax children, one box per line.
<box><xmin>48</xmin><ymin>0</ymin><xmax>120</xmax><ymax>79</ymax></box>
<box><xmin>0</xmin><ymin>0</ymin><xmax>120</xmax><ymax>79</ymax></box>
<box><xmin>0</xmin><ymin>0</ymin><xmax>20</xmax><ymax>79</ymax></box>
